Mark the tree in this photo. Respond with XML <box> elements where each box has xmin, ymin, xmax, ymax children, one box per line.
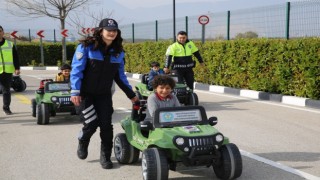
<box><xmin>5</xmin><ymin>0</ymin><xmax>93</xmax><ymax>63</ymax></box>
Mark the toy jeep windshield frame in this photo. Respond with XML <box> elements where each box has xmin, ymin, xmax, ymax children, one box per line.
<box><xmin>44</xmin><ymin>81</ymin><xmax>71</xmax><ymax>93</ymax></box>
<box><xmin>153</xmin><ymin>106</ymin><xmax>209</xmax><ymax>128</ymax></box>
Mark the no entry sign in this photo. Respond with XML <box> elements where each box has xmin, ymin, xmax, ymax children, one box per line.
<box><xmin>198</xmin><ymin>15</ymin><xmax>210</xmax><ymax>25</ymax></box>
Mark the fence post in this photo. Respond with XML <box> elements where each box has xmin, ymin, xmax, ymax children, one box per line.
<box><xmin>155</xmin><ymin>20</ymin><xmax>158</xmax><ymax>42</ymax></box>
<box><xmin>227</xmin><ymin>11</ymin><xmax>231</xmax><ymax>40</ymax></box>
<box><xmin>28</xmin><ymin>29</ymin><xmax>31</xmax><ymax>42</ymax></box>
<box><xmin>286</xmin><ymin>2</ymin><xmax>291</xmax><ymax>40</ymax></box>
<box><xmin>185</xmin><ymin>16</ymin><xmax>188</xmax><ymax>35</ymax></box>
<box><xmin>54</xmin><ymin>29</ymin><xmax>56</xmax><ymax>43</ymax></box>
<box><xmin>132</xmin><ymin>23</ymin><xmax>135</xmax><ymax>43</ymax></box>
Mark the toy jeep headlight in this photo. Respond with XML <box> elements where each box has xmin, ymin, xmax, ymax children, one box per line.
<box><xmin>215</xmin><ymin>134</ymin><xmax>224</xmax><ymax>142</ymax></box>
<box><xmin>176</xmin><ymin>137</ymin><xmax>185</xmax><ymax>145</ymax></box>
<box><xmin>51</xmin><ymin>96</ymin><xmax>58</xmax><ymax>102</ymax></box>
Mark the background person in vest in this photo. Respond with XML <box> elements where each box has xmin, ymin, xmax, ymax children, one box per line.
<box><xmin>163</xmin><ymin>31</ymin><xmax>204</xmax><ymax>90</ymax></box>
<box><xmin>0</xmin><ymin>25</ymin><xmax>20</xmax><ymax>115</ymax></box>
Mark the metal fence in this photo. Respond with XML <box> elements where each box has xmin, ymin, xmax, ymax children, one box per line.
<box><xmin>6</xmin><ymin>0</ymin><xmax>320</xmax><ymax>43</ymax></box>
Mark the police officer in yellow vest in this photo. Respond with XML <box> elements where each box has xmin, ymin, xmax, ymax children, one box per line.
<box><xmin>0</xmin><ymin>25</ymin><xmax>21</xmax><ymax>115</ymax></box>
<box><xmin>164</xmin><ymin>31</ymin><xmax>204</xmax><ymax>90</ymax></box>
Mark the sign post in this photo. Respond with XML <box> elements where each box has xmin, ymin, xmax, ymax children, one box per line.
<box><xmin>37</xmin><ymin>30</ymin><xmax>45</xmax><ymax>65</ymax></box>
<box><xmin>10</xmin><ymin>31</ymin><xmax>18</xmax><ymax>49</ymax></box>
<box><xmin>198</xmin><ymin>15</ymin><xmax>210</xmax><ymax>43</ymax></box>
<box><xmin>61</xmin><ymin>29</ymin><xmax>68</xmax><ymax>63</ymax></box>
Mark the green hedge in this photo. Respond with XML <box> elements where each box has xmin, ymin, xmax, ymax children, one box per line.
<box><xmin>16</xmin><ymin>42</ymin><xmax>76</xmax><ymax>66</ymax></box>
<box><xmin>16</xmin><ymin>38</ymin><xmax>320</xmax><ymax>100</ymax></box>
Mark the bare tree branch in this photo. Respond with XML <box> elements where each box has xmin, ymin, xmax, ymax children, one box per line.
<box><xmin>4</xmin><ymin>0</ymin><xmax>95</xmax><ymax>62</ymax></box>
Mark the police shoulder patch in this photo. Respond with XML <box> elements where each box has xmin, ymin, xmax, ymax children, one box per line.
<box><xmin>76</xmin><ymin>52</ymin><xmax>83</xmax><ymax>60</ymax></box>
<box><xmin>188</xmin><ymin>44</ymin><xmax>192</xmax><ymax>49</ymax></box>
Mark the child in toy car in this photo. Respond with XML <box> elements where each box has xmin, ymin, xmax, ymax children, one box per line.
<box><xmin>147</xmin><ymin>61</ymin><xmax>164</xmax><ymax>90</ymax></box>
<box><xmin>145</xmin><ymin>75</ymin><xmax>180</xmax><ymax>121</ymax></box>
<box><xmin>55</xmin><ymin>64</ymin><xmax>71</xmax><ymax>83</ymax></box>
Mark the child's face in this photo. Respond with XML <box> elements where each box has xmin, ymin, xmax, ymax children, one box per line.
<box><xmin>61</xmin><ymin>69</ymin><xmax>70</xmax><ymax>77</ymax></box>
<box><xmin>155</xmin><ymin>84</ymin><xmax>172</xmax><ymax>98</ymax></box>
<box><xmin>152</xmin><ymin>66</ymin><xmax>160</xmax><ymax>72</ymax></box>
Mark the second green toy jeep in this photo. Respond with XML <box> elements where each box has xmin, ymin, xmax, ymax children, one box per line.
<box><xmin>31</xmin><ymin>79</ymin><xmax>75</xmax><ymax>125</ymax></box>
<box><xmin>114</xmin><ymin>103</ymin><xmax>242</xmax><ymax>180</ymax></box>
<box><xmin>135</xmin><ymin>74</ymin><xmax>199</xmax><ymax>105</ymax></box>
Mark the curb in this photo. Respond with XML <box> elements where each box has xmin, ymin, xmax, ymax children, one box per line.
<box><xmin>21</xmin><ymin>66</ymin><xmax>59</xmax><ymax>70</ymax></box>
<box><xmin>126</xmin><ymin>72</ymin><xmax>320</xmax><ymax>110</ymax></box>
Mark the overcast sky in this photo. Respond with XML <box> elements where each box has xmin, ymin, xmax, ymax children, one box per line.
<box><xmin>0</xmin><ymin>0</ymin><xmax>306</xmax><ymax>38</ymax></box>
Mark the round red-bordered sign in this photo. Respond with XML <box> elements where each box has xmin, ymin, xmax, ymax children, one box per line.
<box><xmin>198</xmin><ymin>15</ymin><xmax>210</xmax><ymax>25</ymax></box>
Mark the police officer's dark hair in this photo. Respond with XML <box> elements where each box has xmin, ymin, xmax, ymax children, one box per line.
<box><xmin>60</xmin><ymin>64</ymin><xmax>71</xmax><ymax>70</ymax></box>
<box><xmin>150</xmin><ymin>62</ymin><xmax>160</xmax><ymax>67</ymax></box>
<box><xmin>177</xmin><ymin>31</ymin><xmax>187</xmax><ymax>36</ymax></box>
<box><xmin>152</xmin><ymin>75</ymin><xmax>176</xmax><ymax>89</ymax></box>
<box><xmin>0</xmin><ymin>26</ymin><xmax>3</xmax><ymax>31</ymax></box>
<box><xmin>79</xmin><ymin>27</ymin><xmax>123</xmax><ymax>55</ymax></box>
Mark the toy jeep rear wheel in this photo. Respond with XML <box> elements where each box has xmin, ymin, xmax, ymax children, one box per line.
<box><xmin>114</xmin><ymin>133</ymin><xmax>140</xmax><ymax>164</ymax></box>
<box><xmin>31</xmin><ymin>99</ymin><xmax>37</xmax><ymax>117</ymax></box>
<box><xmin>187</xmin><ymin>92</ymin><xmax>198</xmax><ymax>105</ymax></box>
<box><xmin>36</xmin><ymin>103</ymin><xmax>50</xmax><ymax>125</ymax></box>
<box><xmin>213</xmin><ymin>143</ymin><xmax>242</xmax><ymax>179</ymax></box>
<box><xmin>142</xmin><ymin>148</ymin><xmax>169</xmax><ymax>180</ymax></box>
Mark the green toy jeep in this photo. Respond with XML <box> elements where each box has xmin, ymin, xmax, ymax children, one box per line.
<box><xmin>135</xmin><ymin>74</ymin><xmax>199</xmax><ymax>105</ymax></box>
<box><xmin>114</xmin><ymin>102</ymin><xmax>242</xmax><ymax>180</ymax></box>
<box><xmin>31</xmin><ymin>79</ymin><xmax>75</xmax><ymax>125</ymax></box>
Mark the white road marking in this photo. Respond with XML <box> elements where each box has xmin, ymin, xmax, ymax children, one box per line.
<box><xmin>241</xmin><ymin>150</ymin><xmax>320</xmax><ymax>180</ymax></box>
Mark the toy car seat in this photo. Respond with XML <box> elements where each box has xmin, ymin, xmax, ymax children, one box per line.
<box><xmin>141</xmin><ymin>74</ymin><xmax>149</xmax><ymax>85</ymax></box>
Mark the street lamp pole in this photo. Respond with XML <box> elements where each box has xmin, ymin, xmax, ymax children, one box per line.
<box><xmin>173</xmin><ymin>0</ymin><xmax>176</xmax><ymax>42</ymax></box>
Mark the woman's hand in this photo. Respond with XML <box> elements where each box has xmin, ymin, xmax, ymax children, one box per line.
<box><xmin>130</xmin><ymin>96</ymin><xmax>139</xmax><ymax>103</ymax></box>
<box><xmin>71</xmin><ymin>96</ymin><xmax>82</xmax><ymax>106</ymax></box>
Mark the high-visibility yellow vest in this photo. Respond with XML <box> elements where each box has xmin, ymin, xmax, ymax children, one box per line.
<box><xmin>0</xmin><ymin>40</ymin><xmax>15</xmax><ymax>73</ymax></box>
<box><xmin>166</xmin><ymin>40</ymin><xmax>198</xmax><ymax>69</ymax></box>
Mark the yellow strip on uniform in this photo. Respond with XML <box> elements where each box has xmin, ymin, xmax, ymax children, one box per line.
<box><xmin>14</xmin><ymin>94</ymin><xmax>31</xmax><ymax>104</ymax></box>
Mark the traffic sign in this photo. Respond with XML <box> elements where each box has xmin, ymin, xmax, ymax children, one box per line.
<box><xmin>37</xmin><ymin>30</ymin><xmax>45</xmax><ymax>38</ymax></box>
<box><xmin>11</xmin><ymin>31</ymin><xmax>18</xmax><ymax>39</ymax></box>
<box><xmin>86</xmin><ymin>28</ymin><xmax>91</xmax><ymax>34</ymax></box>
<box><xmin>198</xmin><ymin>15</ymin><xmax>210</xmax><ymax>25</ymax></box>
<box><xmin>61</xmin><ymin>29</ymin><xmax>68</xmax><ymax>37</ymax></box>
<box><xmin>82</xmin><ymin>28</ymin><xmax>86</xmax><ymax>34</ymax></box>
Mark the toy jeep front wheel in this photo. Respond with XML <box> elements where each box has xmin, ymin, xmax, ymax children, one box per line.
<box><xmin>114</xmin><ymin>133</ymin><xmax>140</xmax><ymax>164</ymax></box>
<box><xmin>213</xmin><ymin>143</ymin><xmax>242</xmax><ymax>179</ymax></box>
<box><xmin>36</xmin><ymin>103</ymin><xmax>50</xmax><ymax>125</ymax></box>
<box><xmin>142</xmin><ymin>148</ymin><xmax>169</xmax><ymax>180</ymax></box>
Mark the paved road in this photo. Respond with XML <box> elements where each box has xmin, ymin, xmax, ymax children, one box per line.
<box><xmin>0</xmin><ymin>70</ymin><xmax>320</xmax><ymax>180</ymax></box>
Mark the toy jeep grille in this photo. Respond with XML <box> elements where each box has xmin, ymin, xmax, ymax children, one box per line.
<box><xmin>173</xmin><ymin>134</ymin><xmax>224</xmax><ymax>154</ymax></box>
<box><xmin>188</xmin><ymin>137</ymin><xmax>215</xmax><ymax>147</ymax></box>
<box><xmin>58</xmin><ymin>97</ymin><xmax>72</xmax><ymax>105</ymax></box>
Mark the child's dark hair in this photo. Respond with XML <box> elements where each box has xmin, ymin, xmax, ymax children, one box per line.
<box><xmin>60</xmin><ymin>64</ymin><xmax>71</xmax><ymax>70</ymax></box>
<box><xmin>152</xmin><ymin>75</ymin><xmax>176</xmax><ymax>89</ymax></box>
<box><xmin>150</xmin><ymin>61</ymin><xmax>160</xmax><ymax>67</ymax></box>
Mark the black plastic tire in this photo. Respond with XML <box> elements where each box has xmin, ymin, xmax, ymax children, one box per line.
<box><xmin>0</xmin><ymin>85</ymin><xmax>2</xmax><ymax>94</ymax></box>
<box><xmin>141</xmin><ymin>148</ymin><xmax>168</xmax><ymax>180</ymax></box>
<box><xmin>213</xmin><ymin>143</ymin><xmax>243</xmax><ymax>180</ymax></box>
<box><xmin>114</xmin><ymin>133</ymin><xmax>140</xmax><ymax>164</ymax></box>
<box><xmin>31</xmin><ymin>99</ymin><xmax>37</xmax><ymax>117</ymax></box>
<box><xmin>36</xmin><ymin>103</ymin><xmax>50</xmax><ymax>125</ymax></box>
<box><xmin>13</xmin><ymin>80</ymin><xmax>27</xmax><ymax>92</ymax></box>
<box><xmin>187</xmin><ymin>92</ymin><xmax>199</xmax><ymax>105</ymax></box>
